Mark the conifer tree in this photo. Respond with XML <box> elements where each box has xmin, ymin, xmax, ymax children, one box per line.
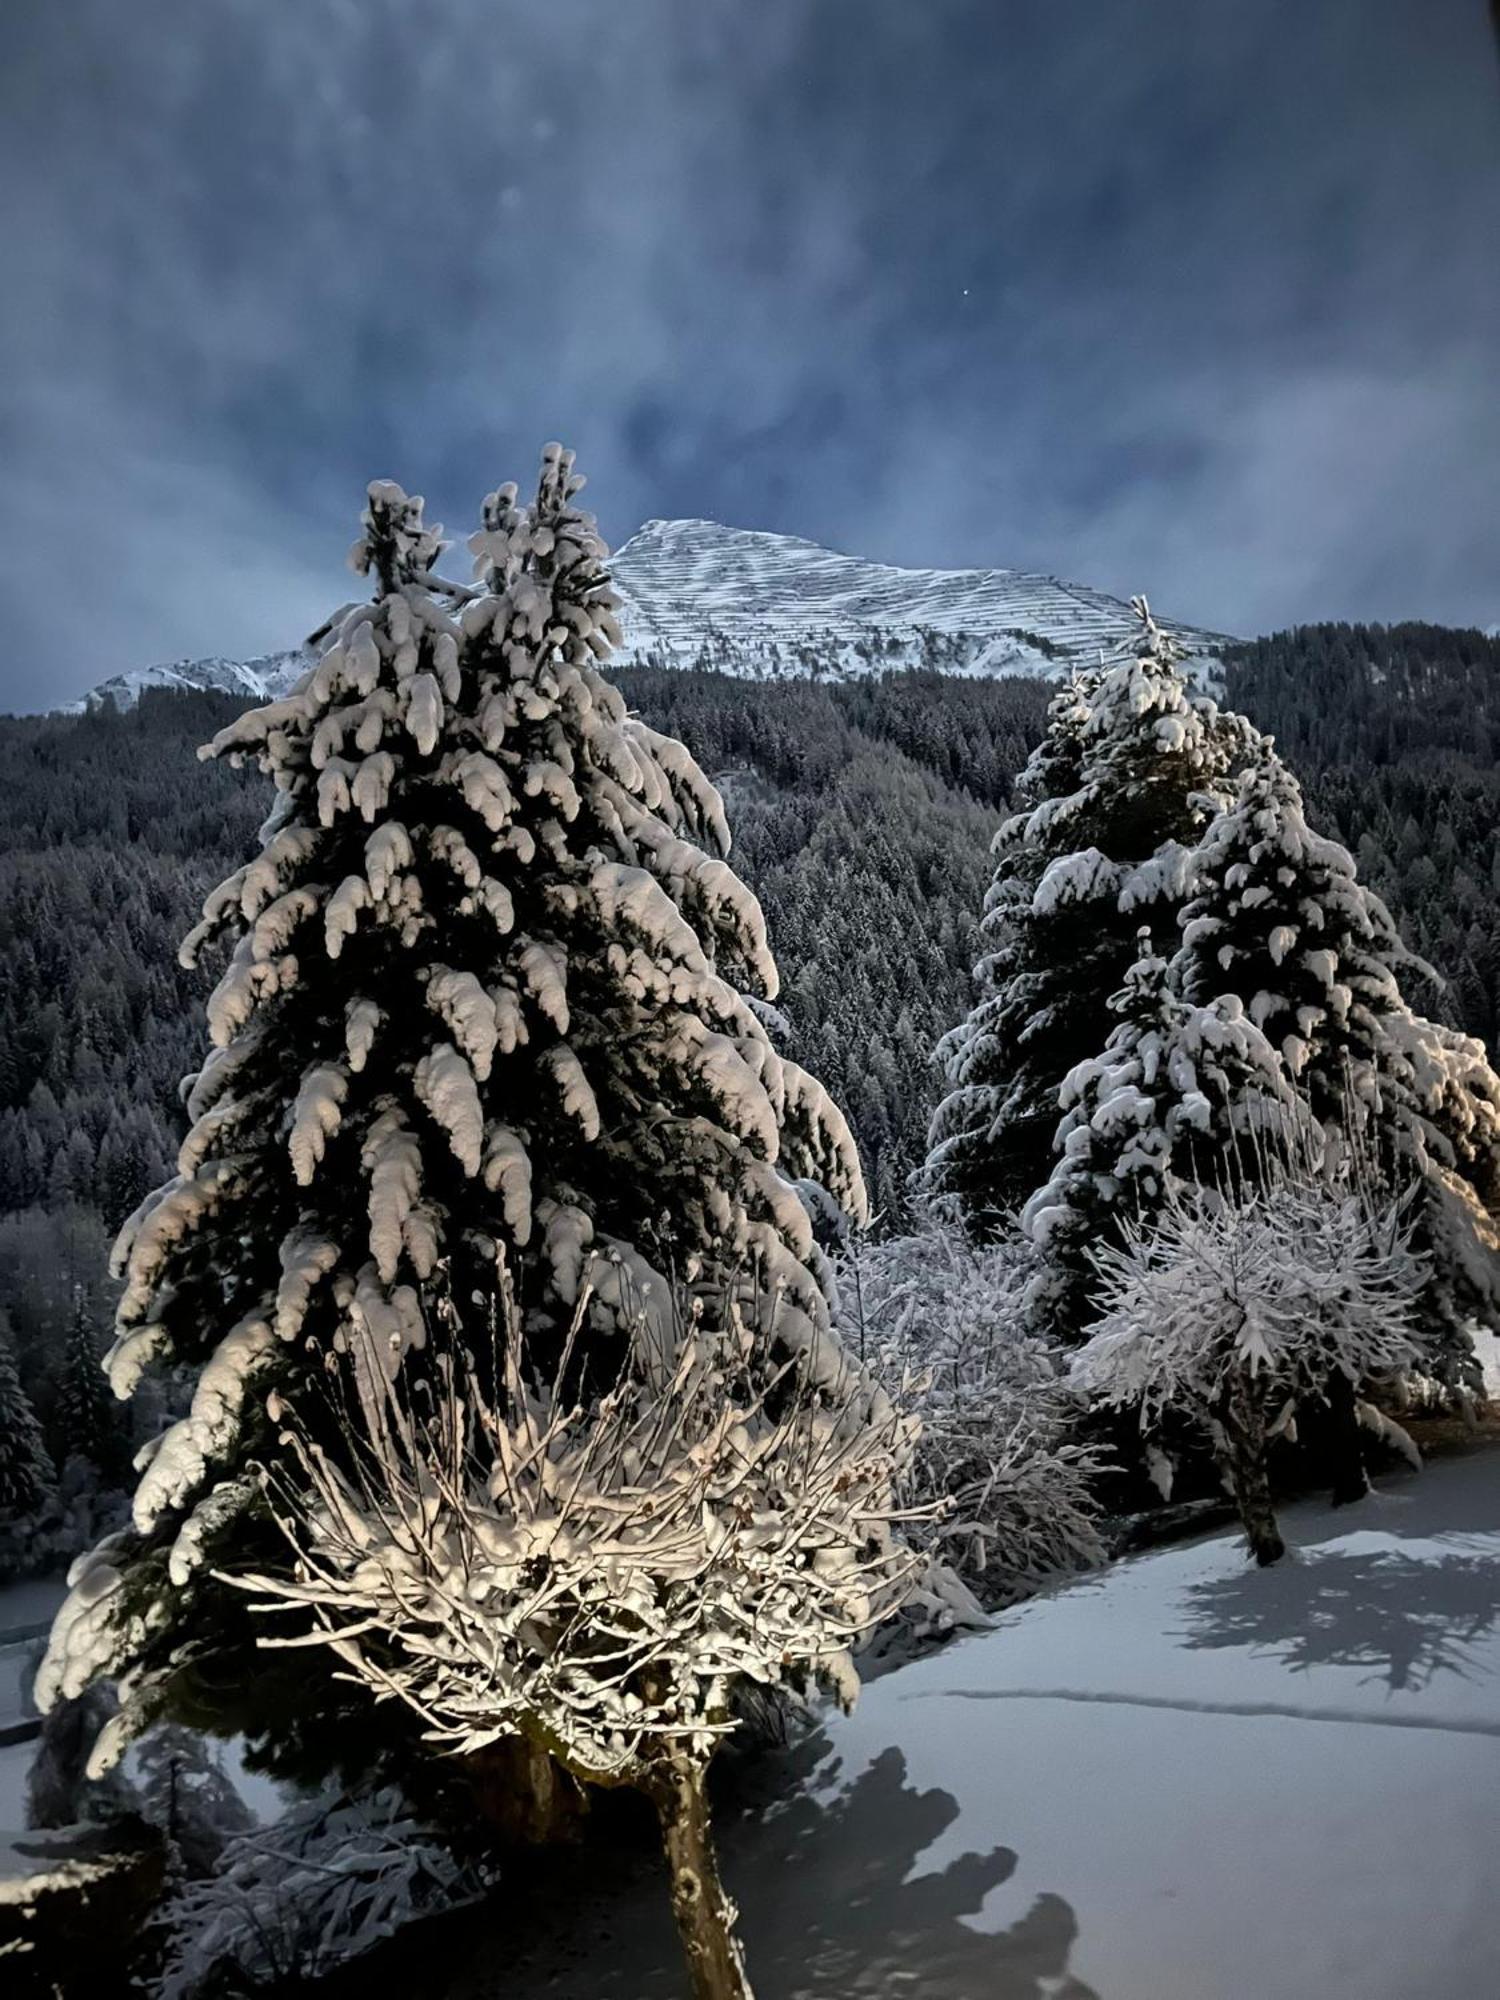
<box><xmin>38</xmin><ymin>448</ymin><xmax>867</xmax><ymax>1783</ymax></box>
<box><xmin>1173</xmin><ymin>748</ymin><xmax>1500</xmax><ymax>1392</ymax></box>
<box><xmin>1175</xmin><ymin>751</ymin><xmax>1415</xmax><ymax>1100</ymax></box>
<box><xmin>1022</xmin><ymin>937</ymin><xmax>1306</xmax><ymax>1339</ymax></box>
<box><xmin>0</xmin><ymin>1329</ymin><xmax>54</xmax><ymax>1522</ymax></box>
<box><xmin>927</xmin><ymin>606</ymin><xmax>1257</xmax><ymax>1226</ymax></box>
<box><xmin>137</xmin><ymin>1723</ymin><xmax>254</xmax><ymax>1880</ymax></box>
<box><xmin>54</xmin><ymin>1290</ymin><xmax>121</xmax><ymax>1482</ymax></box>
<box><xmin>926</xmin><ymin>670</ymin><xmax>1099</xmax><ymax>1222</ymax></box>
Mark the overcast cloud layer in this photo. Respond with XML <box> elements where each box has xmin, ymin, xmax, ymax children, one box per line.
<box><xmin>2</xmin><ymin>0</ymin><xmax>1497</xmax><ymax>709</ymax></box>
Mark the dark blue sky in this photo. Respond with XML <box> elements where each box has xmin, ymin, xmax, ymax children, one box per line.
<box><xmin>3</xmin><ymin>1</ymin><xmax>1498</xmax><ymax>708</ymax></box>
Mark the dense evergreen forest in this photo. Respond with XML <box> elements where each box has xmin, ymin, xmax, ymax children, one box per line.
<box><xmin>0</xmin><ymin>622</ymin><xmax>1496</xmax><ymax>1455</ymax></box>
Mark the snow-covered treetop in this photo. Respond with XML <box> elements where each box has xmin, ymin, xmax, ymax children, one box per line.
<box><xmin>1175</xmin><ymin>749</ymin><xmax>1411</xmax><ymax>1078</ymax></box>
<box><xmin>349</xmin><ymin>479</ymin><xmax>450</xmax><ymax>596</ymax></box>
<box><xmin>1067</xmin><ymin>598</ymin><xmax>1257</xmax><ymax>851</ymax></box>
<box><xmin>989</xmin><ymin>602</ymin><xmax>1251</xmax><ymax>876</ymax></box>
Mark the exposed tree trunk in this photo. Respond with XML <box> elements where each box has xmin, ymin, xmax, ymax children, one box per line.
<box><xmin>1221</xmin><ymin>1374</ymin><xmax>1285</xmax><ymax>1566</ymax></box>
<box><xmin>1324</xmin><ymin>1368</ymin><xmax>1371</xmax><ymax>1507</ymax></box>
<box><xmin>652</xmin><ymin>1750</ymin><xmax>754</xmax><ymax>2000</ymax></box>
<box><xmin>464</xmin><ymin>1735</ymin><xmax>589</xmax><ymax>1848</ymax></box>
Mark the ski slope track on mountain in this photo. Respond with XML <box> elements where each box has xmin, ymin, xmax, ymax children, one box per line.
<box><xmin>59</xmin><ymin>521</ymin><xmax>1235</xmax><ymax>710</ymax></box>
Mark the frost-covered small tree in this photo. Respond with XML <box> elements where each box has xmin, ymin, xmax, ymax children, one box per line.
<box><xmin>839</xmin><ymin>1218</ymin><xmax>1108</xmax><ymax>1614</ymax></box>
<box><xmin>238</xmin><ymin>1278</ymin><xmax>915</xmax><ymax>2000</ymax></box>
<box><xmin>1174</xmin><ymin>748</ymin><xmax>1500</xmax><ymax>1392</ymax></box>
<box><xmin>1071</xmin><ymin>1170</ymin><xmax>1423</xmax><ymax>1563</ymax></box>
<box><xmin>0</xmin><ymin>1329</ymin><xmax>54</xmax><ymax>1525</ymax></box>
<box><xmin>1022</xmin><ymin>936</ymin><xmax>1308</xmax><ymax>1341</ymax></box>
<box><xmin>137</xmin><ymin>1723</ymin><xmax>254</xmax><ymax>1880</ymax></box>
<box><xmin>38</xmin><ymin>448</ymin><xmax>866</xmax><ymax>1787</ymax></box>
<box><xmin>927</xmin><ymin>605</ymin><xmax>1256</xmax><ymax>1225</ymax></box>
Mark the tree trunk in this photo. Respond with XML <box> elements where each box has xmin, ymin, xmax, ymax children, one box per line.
<box><xmin>1324</xmin><ymin>1368</ymin><xmax>1371</xmax><ymax>1507</ymax></box>
<box><xmin>652</xmin><ymin>1751</ymin><xmax>754</xmax><ymax>2000</ymax></box>
<box><xmin>464</xmin><ymin>1735</ymin><xmax>589</xmax><ymax>1848</ymax></box>
<box><xmin>1221</xmin><ymin>1375</ymin><xmax>1285</xmax><ymax>1566</ymax></box>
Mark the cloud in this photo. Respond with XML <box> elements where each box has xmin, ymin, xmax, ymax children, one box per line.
<box><xmin>9</xmin><ymin>392</ymin><xmax>340</xmax><ymax>711</ymax></box>
<box><xmin>1</xmin><ymin>0</ymin><xmax>1497</xmax><ymax>706</ymax></box>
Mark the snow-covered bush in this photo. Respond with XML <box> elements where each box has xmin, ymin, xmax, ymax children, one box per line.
<box><xmin>1072</xmin><ymin>1166</ymin><xmax>1423</xmax><ymax>1564</ymax></box>
<box><xmin>841</xmin><ymin>1218</ymin><xmax>1109</xmax><ymax>1615</ymax></box>
<box><xmin>156</xmin><ymin>1788</ymin><xmax>490</xmax><ymax>1997</ymax></box>
<box><xmin>236</xmin><ymin>1269</ymin><xmax>916</xmax><ymax>2000</ymax></box>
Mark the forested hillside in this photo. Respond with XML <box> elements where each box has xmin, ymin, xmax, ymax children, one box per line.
<box><xmin>0</xmin><ymin>623</ymin><xmax>1496</xmax><ymax>1452</ymax></box>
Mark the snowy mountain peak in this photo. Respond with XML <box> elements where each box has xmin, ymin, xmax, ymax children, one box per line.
<box><xmin>58</xmin><ymin>521</ymin><xmax>1233</xmax><ymax>711</ymax></box>
<box><xmin>606</xmin><ymin>518</ymin><xmax>1233</xmax><ymax>682</ymax></box>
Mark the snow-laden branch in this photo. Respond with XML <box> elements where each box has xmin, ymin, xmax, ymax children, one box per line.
<box><xmin>226</xmin><ymin>1265</ymin><xmax>921</xmax><ymax>1998</ymax></box>
<box><xmin>840</xmin><ymin>1218</ymin><xmax>1108</xmax><ymax>1623</ymax></box>
<box><xmin>1071</xmin><ymin>1149</ymin><xmax>1425</xmax><ymax>1563</ymax></box>
<box><xmin>234</xmin><ymin>1304</ymin><xmax>918</xmax><ymax>1783</ymax></box>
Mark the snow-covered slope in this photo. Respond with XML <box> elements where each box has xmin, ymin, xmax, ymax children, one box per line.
<box><xmin>443</xmin><ymin>1449</ymin><xmax>1500</xmax><ymax>2000</ymax></box>
<box><xmin>57</xmin><ymin>649</ymin><xmax>311</xmax><ymax>716</ymax></box>
<box><xmin>59</xmin><ymin>521</ymin><xmax>1234</xmax><ymax>710</ymax></box>
<box><xmin>609</xmin><ymin>518</ymin><xmax>1233</xmax><ymax>682</ymax></box>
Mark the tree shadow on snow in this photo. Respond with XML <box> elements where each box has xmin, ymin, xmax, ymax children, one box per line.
<box><xmin>439</xmin><ymin>1733</ymin><xmax>1099</xmax><ymax>1999</ymax></box>
<box><xmin>1181</xmin><ymin>1547</ymin><xmax>1500</xmax><ymax>1692</ymax></box>
<box><xmin>704</xmin><ymin>1735</ymin><xmax>1099</xmax><ymax>1999</ymax></box>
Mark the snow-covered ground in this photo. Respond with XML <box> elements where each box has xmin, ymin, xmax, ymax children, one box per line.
<box><xmin>0</xmin><ymin>1574</ymin><xmax>284</xmax><ymax>1832</ymax></box>
<box><xmin>457</xmin><ymin>1449</ymin><xmax>1500</xmax><ymax>2000</ymax></box>
<box><xmin>8</xmin><ymin>1454</ymin><xmax>1500</xmax><ymax>1994</ymax></box>
<box><xmin>0</xmin><ymin>1576</ymin><xmax>65</xmax><ymax>1830</ymax></box>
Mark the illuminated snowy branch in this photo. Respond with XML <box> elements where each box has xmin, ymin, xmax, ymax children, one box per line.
<box><xmin>234</xmin><ymin>1275</ymin><xmax>921</xmax><ymax>1783</ymax></box>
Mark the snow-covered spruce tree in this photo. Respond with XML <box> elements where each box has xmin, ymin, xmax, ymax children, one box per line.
<box><xmin>55</xmin><ymin>1291</ymin><xmax>123</xmax><ymax>1484</ymax></box>
<box><xmin>0</xmin><ymin>1329</ymin><xmax>54</xmax><ymax>1527</ymax></box>
<box><xmin>925</xmin><ymin>670</ymin><xmax>1099</xmax><ymax>1223</ymax></box>
<box><xmin>240</xmin><ymin>1285</ymin><xmax>915</xmax><ymax>2000</ymax></box>
<box><xmin>927</xmin><ymin>605</ymin><xmax>1256</xmax><ymax>1226</ymax></box>
<box><xmin>1174</xmin><ymin>748</ymin><xmax>1500</xmax><ymax>1395</ymax></box>
<box><xmin>1071</xmin><ymin>1169</ymin><xmax>1423</xmax><ymax>1564</ymax></box>
<box><xmin>1022</xmin><ymin>936</ymin><xmax>1310</xmax><ymax>1342</ymax></box>
<box><xmin>38</xmin><ymin>448</ymin><xmax>867</xmax><ymax>1787</ymax></box>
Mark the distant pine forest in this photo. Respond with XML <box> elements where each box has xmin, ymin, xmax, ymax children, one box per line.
<box><xmin>2</xmin><ymin>619</ymin><xmax>1498</xmax><ymax>1458</ymax></box>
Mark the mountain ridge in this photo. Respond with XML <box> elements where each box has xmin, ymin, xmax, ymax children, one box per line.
<box><xmin>57</xmin><ymin>519</ymin><xmax>1235</xmax><ymax>712</ymax></box>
